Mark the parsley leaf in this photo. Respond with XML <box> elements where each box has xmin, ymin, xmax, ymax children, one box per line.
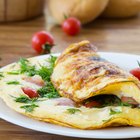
<box><xmin>11</xmin><ymin>56</ymin><xmax>59</xmax><ymax>112</ymax></box>
<box><xmin>102</xmin><ymin>118</ymin><xmax>112</xmax><ymax>123</ymax></box>
<box><xmin>18</xmin><ymin>56</ymin><xmax>57</xmax><ymax>78</ymax></box>
<box><xmin>0</xmin><ymin>72</ymin><xmax>4</xmax><ymax>79</ymax></box>
<box><xmin>37</xmin><ymin>66</ymin><xmax>52</xmax><ymax>81</ymax></box>
<box><xmin>17</xmin><ymin>56</ymin><xmax>59</xmax><ymax>99</ymax></box>
<box><xmin>110</xmin><ymin>108</ymin><xmax>122</xmax><ymax>115</ymax></box>
<box><xmin>20</xmin><ymin>104</ymin><xmax>38</xmax><ymax>112</ymax></box>
<box><xmin>37</xmin><ymin>55</ymin><xmax>60</xmax><ymax>99</ymax></box>
<box><xmin>19</xmin><ymin>58</ymin><xmax>37</xmax><ymax>76</ymax></box>
<box><xmin>120</xmin><ymin>102</ymin><xmax>132</xmax><ymax>107</ymax></box>
<box><xmin>7</xmin><ymin>81</ymin><xmax>20</xmax><ymax>85</ymax></box>
<box><xmin>15</xmin><ymin>95</ymin><xmax>37</xmax><ymax>103</ymax></box>
<box><xmin>19</xmin><ymin>58</ymin><xmax>29</xmax><ymax>72</ymax></box>
<box><xmin>48</xmin><ymin>55</ymin><xmax>57</xmax><ymax>70</ymax></box>
<box><xmin>67</xmin><ymin>108</ymin><xmax>81</xmax><ymax>114</ymax></box>
<box><xmin>14</xmin><ymin>96</ymin><xmax>38</xmax><ymax>112</ymax></box>
<box><xmin>7</xmin><ymin>71</ymin><xmax>21</xmax><ymax>75</ymax></box>
<box><xmin>37</xmin><ymin>55</ymin><xmax>57</xmax><ymax>81</ymax></box>
<box><xmin>38</xmin><ymin>82</ymin><xmax>60</xmax><ymax>98</ymax></box>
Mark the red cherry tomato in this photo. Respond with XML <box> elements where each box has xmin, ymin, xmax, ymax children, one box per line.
<box><xmin>32</xmin><ymin>31</ymin><xmax>54</xmax><ymax>54</ymax></box>
<box><xmin>84</xmin><ymin>101</ymin><xmax>101</xmax><ymax>108</ymax></box>
<box><xmin>62</xmin><ymin>17</ymin><xmax>81</xmax><ymax>36</ymax></box>
<box><xmin>22</xmin><ymin>87</ymin><xmax>39</xmax><ymax>98</ymax></box>
<box><xmin>130</xmin><ymin>68</ymin><xmax>140</xmax><ymax>80</ymax></box>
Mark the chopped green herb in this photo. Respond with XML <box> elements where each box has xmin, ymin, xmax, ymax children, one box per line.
<box><xmin>7</xmin><ymin>71</ymin><xmax>21</xmax><ymax>75</ymax></box>
<box><xmin>121</xmin><ymin>102</ymin><xmax>132</xmax><ymax>107</ymax></box>
<box><xmin>38</xmin><ymin>82</ymin><xmax>60</xmax><ymax>98</ymax></box>
<box><xmin>19</xmin><ymin>58</ymin><xmax>36</xmax><ymax>76</ymax></box>
<box><xmin>15</xmin><ymin>95</ymin><xmax>37</xmax><ymax>103</ymax></box>
<box><xmin>48</xmin><ymin>55</ymin><xmax>57</xmax><ymax>70</ymax></box>
<box><xmin>110</xmin><ymin>108</ymin><xmax>122</xmax><ymax>115</ymax></box>
<box><xmin>102</xmin><ymin>118</ymin><xmax>112</xmax><ymax>123</ymax></box>
<box><xmin>17</xmin><ymin>56</ymin><xmax>59</xmax><ymax>99</ymax></box>
<box><xmin>20</xmin><ymin>104</ymin><xmax>38</xmax><ymax>112</ymax></box>
<box><xmin>67</xmin><ymin>108</ymin><xmax>81</xmax><ymax>114</ymax></box>
<box><xmin>102</xmin><ymin>120</ymin><xmax>106</xmax><ymax>122</ymax></box>
<box><xmin>37</xmin><ymin>55</ymin><xmax>57</xmax><ymax>81</ymax></box>
<box><xmin>37</xmin><ymin>56</ymin><xmax>60</xmax><ymax>99</ymax></box>
<box><xmin>37</xmin><ymin>66</ymin><xmax>52</xmax><ymax>81</ymax></box>
<box><xmin>7</xmin><ymin>81</ymin><xmax>20</xmax><ymax>85</ymax></box>
<box><xmin>15</xmin><ymin>96</ymin><xmax>30</xmax><ymax>103</ymax></box>
<box><xmin>0</xmin><ymin>72</ymin><xmax>4</xmax><ymax>79</ymax></box>
<box><xmin>19</xmin><ymin>57</ymin><xmax>29</xmax><ymax>64</ymax></box>
<box><xmin>18</xmin><ymin>56</ymin><xmax>57</xmax><ymax>79</ymax></box>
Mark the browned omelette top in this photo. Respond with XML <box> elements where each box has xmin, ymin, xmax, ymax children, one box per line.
<box><xmin>51</xmin><ymin>40</ymin><xmax>139</xmax><ymax>102</ymax></box>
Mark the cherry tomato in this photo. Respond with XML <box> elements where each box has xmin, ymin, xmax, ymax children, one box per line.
<box><xmin>62</xmin><ymin>17</ymin><xmax>81</xmax><ymax>36</ymax></box>
<box><xmin>121</xmin><ymin>96</ymin><xmax>138</xmax><ymax>105</ymax></box>
<box><xmin>32</xmin><ymin>31</ymin><xmax>54</xmax><ymax>54</ymax></box>
<box><xmin>84</xmin><ymin>101</ymin><xmax>101</xmax><ymax>108</ymax></box>
<box><xmin>22</xmin><ymin>87</ymin><xmax>39</xmax><ymax>98</ymax></box>
<box><xmin>130</xmin><ymin>68</ymin><xmax>140</xmax><ymax>80</ymax></box>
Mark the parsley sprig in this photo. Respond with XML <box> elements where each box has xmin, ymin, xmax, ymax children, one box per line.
<box><xmin>20</xmin><ymin>104</ymin><xmax>39</xmax><ymax>112</ymax></box>
<box><xmin>7</xmin><ymin>71</ymin><xmax>21</xmax><ymax>75</ymax></box>
<box><xmin>0</xmin><ymin>72</ymin><xmax>4</xmax><ymax>79</ymax></box>
<box><xmin>18</xmin><ymin>56</ymin><xmax>57</xmax><ymax>80</ymax></box>
<box><xmin>15</xmin><ymin>95</ymin><xmax>37</xmax><ymax>103</ymax></box>
<box><xmin>19</xmin><ymin>58</ymin><xmax>36</xmax><ymax>76</ymax></box>
<box><xmin>7</xmin><ymin>81</ymin><xmax>20</xmax><ymax>85</ymax></box>
<box><xmin>37</xmin><ymin>56</ymin><xmax>60</xmax><ymax>99</ymax></box>
<box><xmin>67</xmin><ymin>108</ymin><xmax>81</xmax><ymax>114</ymax></box>
<box><xmin>14</xmin><ymin>95</ymin><xmax>38</xmax><ymax>112</ymax></box>
<box><xmin>38</xmin><ymin>82</ymin><xmax>60</xmax><ymax>98</ymax></box>
<box><xmin>37</xmin><ymin>56</ymin><xmax>57</xmax><ymax>81</ymax></box>
<box><xmin>110</xmin><ymin>108</ymin><xmax>122</xmax><ymax>115</ymax></box>
<box><xmin>13</xmin><ymin>55</ymin><xmax>59</xmax><ymax>112</ymax></box>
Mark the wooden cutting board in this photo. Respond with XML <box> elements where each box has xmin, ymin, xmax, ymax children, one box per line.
<box><xmin>0</xmin><ymin>15</ymin><xmax>140</xmax><ymax>140</ymax></box>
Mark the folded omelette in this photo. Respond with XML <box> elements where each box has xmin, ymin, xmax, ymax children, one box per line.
<box><xmin>1</xmin><ymin>40</ymin><xmax>140</xmax><ymax>129</ymax></box>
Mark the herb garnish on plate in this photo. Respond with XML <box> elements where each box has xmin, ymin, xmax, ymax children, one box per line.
<box><xmin>20</xmin><ymin>104</ymin><xmax>39</xmax><ymax>112</ymax></box>
<box><xmin>14</xmin><ymin>55</ymin><xmax>59</xmax><ymax>112</ymax></box>
<box><xmin>67</xmin><ymin>108</ymin><xmax>81</xmax><ymax>114</ymax></box>
<box><xmin>110</xmin><ymin>108</ymin><xmax>122</xmax><ymax>115</ymax></box>
<box><xmin>7</xmin><ymin>80</ymin><xmax>20</xmax><ymax>85</ymax></box>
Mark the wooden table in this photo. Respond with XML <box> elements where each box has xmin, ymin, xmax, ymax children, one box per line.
<box><xmin>0</xmin><ymin>15</ymin><xmax>140</xmax><ymax>140</ymax></box>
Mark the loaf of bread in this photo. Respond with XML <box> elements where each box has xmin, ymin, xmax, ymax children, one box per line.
<box><xmin>102</xmin><ymin>0</ymin><xmax>140</xmax><ymax>18</ymax></box>
<box><xmin>48</xmin><ymin>0</ymin><xmax>109</xmax><ymax>24</ymax></box>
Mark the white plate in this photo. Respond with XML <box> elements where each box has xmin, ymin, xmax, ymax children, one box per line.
<box><xmin>0</xmin><ymin>52</ymin><xmax>140</xmax><ymax>139</ymax></box>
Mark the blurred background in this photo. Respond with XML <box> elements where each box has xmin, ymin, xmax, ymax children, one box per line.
<box><xmin>0</xmin><ymin>0</ymin><xmax>140</xmax><ymax>65</ymax></box>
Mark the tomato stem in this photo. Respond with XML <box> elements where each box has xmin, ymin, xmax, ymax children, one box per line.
<box><xmin>137</xmin><ymin>60</ymin><xmax>140</xmax><ymax>67</ymax></box>
<box><xmin>42</xmin><ymin>43</ymin><xmax>53</xmax><ymax>54</ymax></box>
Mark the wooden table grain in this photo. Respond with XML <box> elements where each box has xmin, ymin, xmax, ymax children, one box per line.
<box><xmin>0</xmin><ymin>15</ymin><xmax>140</xmax><ymax>140</ymax></box>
